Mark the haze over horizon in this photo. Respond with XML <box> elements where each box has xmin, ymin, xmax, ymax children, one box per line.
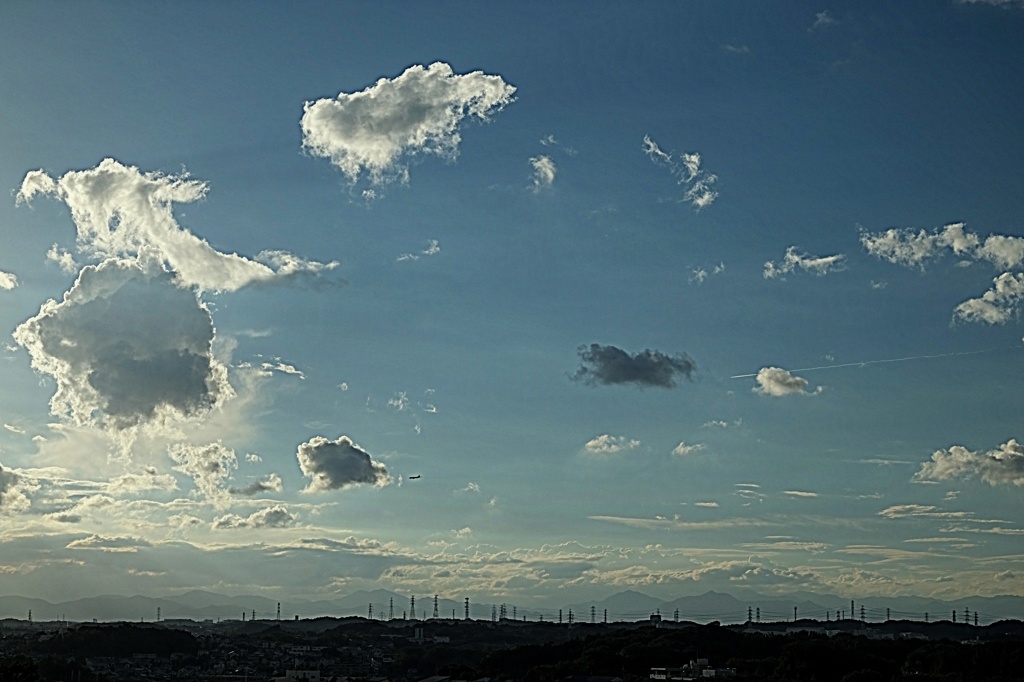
<box><xmin>1</xmin><ymin>1</ymin><xmax>1023</xmax><ymax>609</ymax></box>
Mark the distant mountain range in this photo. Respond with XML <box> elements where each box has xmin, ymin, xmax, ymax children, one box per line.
<box><xmin>2</xmin><ymin>588</ymin><xmax>1022</xmax><ymax>625</ymax></box>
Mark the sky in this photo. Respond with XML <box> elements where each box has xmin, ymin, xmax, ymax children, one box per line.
<box><xmin>1</xmin><ymin>0</ymin><xmax>1023</xmax><ymax>614</ymax></box>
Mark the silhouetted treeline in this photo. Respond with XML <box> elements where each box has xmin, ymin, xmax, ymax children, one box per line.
<box><xmin>479</xmin><ymin>625</ymin><xmax>1024</xmax><ymax>681</ymax></box>
<box><xmin>3</xmin><ymin>619</ymin><xmax>1024</xmax><ymax>681</ymax></box>
<box><xmin>38</xmin><ymin>623</ymin><xmax>198</xmax><ymax>658</ymax></box>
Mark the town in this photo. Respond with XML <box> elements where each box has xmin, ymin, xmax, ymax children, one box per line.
<box><xmin>2</xmin><ymin>611</ymin><xmax>1022</xmax><ymax>681</ymax></box>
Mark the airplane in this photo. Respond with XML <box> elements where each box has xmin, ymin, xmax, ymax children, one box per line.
<box><xmin>408</xmin><ymin>475</ymin><xmax>421</xmax><ymax>479</ymax></box>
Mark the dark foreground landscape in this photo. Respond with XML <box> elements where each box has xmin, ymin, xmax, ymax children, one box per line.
<box><xmin>2</xmin><ymin>615</ymin><xmax>1024</xmax><ymax>682</ymax></box>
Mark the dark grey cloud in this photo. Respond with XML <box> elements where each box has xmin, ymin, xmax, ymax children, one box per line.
<box><xmin>572</xmin><ymin>344</ymin><xmax>696</xmax><ymax>388</ymax></box>
<box><xmin>13</xmin><ymin>258</ymin><xmax>230</xmax><ymax>433</ymax></box>
<box><xmin>229</xmin><ymin>473</ymin><xmax>283</xmax><ymax>497</ymax></box>
<box><xmin>0</xmin><ymin>464</ymin><xmax>20</xmax><ymax>512</ymax></box>
<box><xmin>297</xmin><ymin>435</ymin><xmax>391</xmax><ymax>492</ymax></box>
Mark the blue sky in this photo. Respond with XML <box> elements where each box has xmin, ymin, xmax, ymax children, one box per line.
<box><xmin>1</xmin><ymin>0</ymin><xmax>1023</xmax><ymax>611</ymax></box>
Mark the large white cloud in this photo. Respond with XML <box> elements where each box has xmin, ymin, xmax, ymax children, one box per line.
<box><xmin>753</xmin><ymin>367</ymin><xmax>821</xmax><ymax>397</ymax></box>
<box><xmin>297</xmin><ymin>435</ymin><xmax>391</xmax><ymax>492</ymax></box>
<box><xmin>915</xmin><ymin>439</ymin><xmax>1024</xmax><ymax>486</ymax></box>
<box><xmin>13</xmin><ymin>257</ymin><xmax>232</xmax><ymax>433</ymax></box>
<box><xmin>862</xmin><ymin>222</ymin><xmax>1024</xmax><ymax>324</ymax></box>
<box><xmin>301</xmin><ymin>62</ymin><xmax>516</xmax><ymax>186</ymax></box>
<box><xmin>860</xmin><ymin>222</ymin><xmax>1021</xmax><ymax>269</ymax></box>
<box><xmin>16</xmin><ymin>159</ymin><xmax>336</xmax><ymax>292</ymax></box>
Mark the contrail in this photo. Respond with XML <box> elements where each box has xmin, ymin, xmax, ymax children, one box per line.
<box><xmin>730</xmin><ymin>348</ymin><xmax>1004</xmax><ymax>379</ymax></box>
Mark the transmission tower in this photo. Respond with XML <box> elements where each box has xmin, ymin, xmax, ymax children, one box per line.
<box><xmin>860</xmin><ymin>605</ymin><xmax>865</xmax><ymax>621</ymax></box>
<box><xmin>368</xmin><ymin>603</ymin><xmax>373</xmax><ymax>619</ymax></box>
<box><xmin>157</xmin><ymin>607</ymin><xmax>161</xmax><ymax>622</ymax></box>
<box><xmin>491</xmin><ymin>605</ymin><xmax>497</xmax><ymax>622</ymax></box>
<box><xmin>603</xmin><ymin>609</ymin><xmax>607</xmax><ymax>624</ymax></box>
<box><xmin>410</xmin><ymin>595</ymin><xmax>416</xmax><ymax>620</ymax></box>
<box><xmin>673</xmin><ymin>608</ymin><xmax>679</xmax><ymax>622</ymax></box>
<box><xmin>464</xmin><ymin>597</ymin><xmax>470</xmax><ymax>620</ymax></box>
<box><xmin>568</xmin><ymin>608</ymin><xmax>574</xmax><ymax>625</ymax></box>
<box><xmin>389</xmin><ymin>598</ymin><xmax>394</xmax><ymax>620</ymax></box>
<box><xmin>433</xmin><ymin>595</ymin><xmax>439</xmax><ymax>619</ymax></box>
<box><xmin>591</xmin><ymin>605</ymin><xmax>595</xmax><ymax>623</ymax></box>
<box><xmin>277</xmin><ymin>602</ymin><xmax>281</xmax><ymax>621</ymax></box>
<box><xmin>558</xmin><ymin>609</ymin><xmax>562</xmax><ymax>624</ymax></box>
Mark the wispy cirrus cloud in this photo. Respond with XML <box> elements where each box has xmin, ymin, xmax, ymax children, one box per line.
<box><xmin>809</xmin><ymin>10</ymin><xmax>838</xmax><ymax>31</ymax></box>
<box><xmin>584</xmin><ymin>434</ymin><xmax>640</xmax><ymax>456</ymax></box>
<box><xmin>763</xmin><ymin>246</ymin><xmax>846</xmax><ymax>279</ymax></box>
<box><xmin>397</xmin><ymin>239</ymin><xmax>441</xmax><ymax>262</ymax></box>
<box><xmin>672</xmin><ymin>442</ymin><xmax>706</xmax><ymax>456</ymax></box>
<box><xmin>65</xmin><ymin>534</ymin><xmax>152</xmax><ymax>553</ymax></box>
<box><xmin>301</xmin><ymin>62</ymin><xmax>515</xmax><ymax>187</ymax></box>
<box><xmin>168</xmin><ymin>442</ymin><xmax>238</xmax><ymax>509</ymax></box>
<box><xmin>642</xmin><ymin>135</ymin><xmax>718</xmax><ymax>210</ymax></box>
<box><xmin>877</xmin><ymin>504</ymin><xmax>975</xmax><ymax>520</ymax></box>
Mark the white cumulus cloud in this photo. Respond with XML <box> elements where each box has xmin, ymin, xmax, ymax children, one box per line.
<box><xmin>915</xmin><ymin>439</ymin><xmax>1024</xmax><ymax>486</ymax></box>
<box><xmin>753</xmin><ymin>367</ymin><xmax>822</xmax><ymax>397</ymax></box>
<box><xmin>301</xmin><ymin>62</ymin><xmax>515</xmax><ymax>187</ymax></box>
<box><xmin>862</xmin><ymin>223</ymin><xmax>1024</xmax><ymax>324</ymax></box>
<box><xmin>213</xmin><ymin>504</ymin><xmax>297</xmax><ymax>529</ymax></box>
<box><xmin>0</xmin><ymin>271</ymin><xmax>17</xmax><ymax>290</ymax></box>
<box><xmin>529</xmin><ymin>155</ymin><xmax>556</xmax><ymax>191</ymax></box>
<box><xmin>953</xmin><ymin>272</ymin><xmax>1024</xmax><ymax>324</ymax></box>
